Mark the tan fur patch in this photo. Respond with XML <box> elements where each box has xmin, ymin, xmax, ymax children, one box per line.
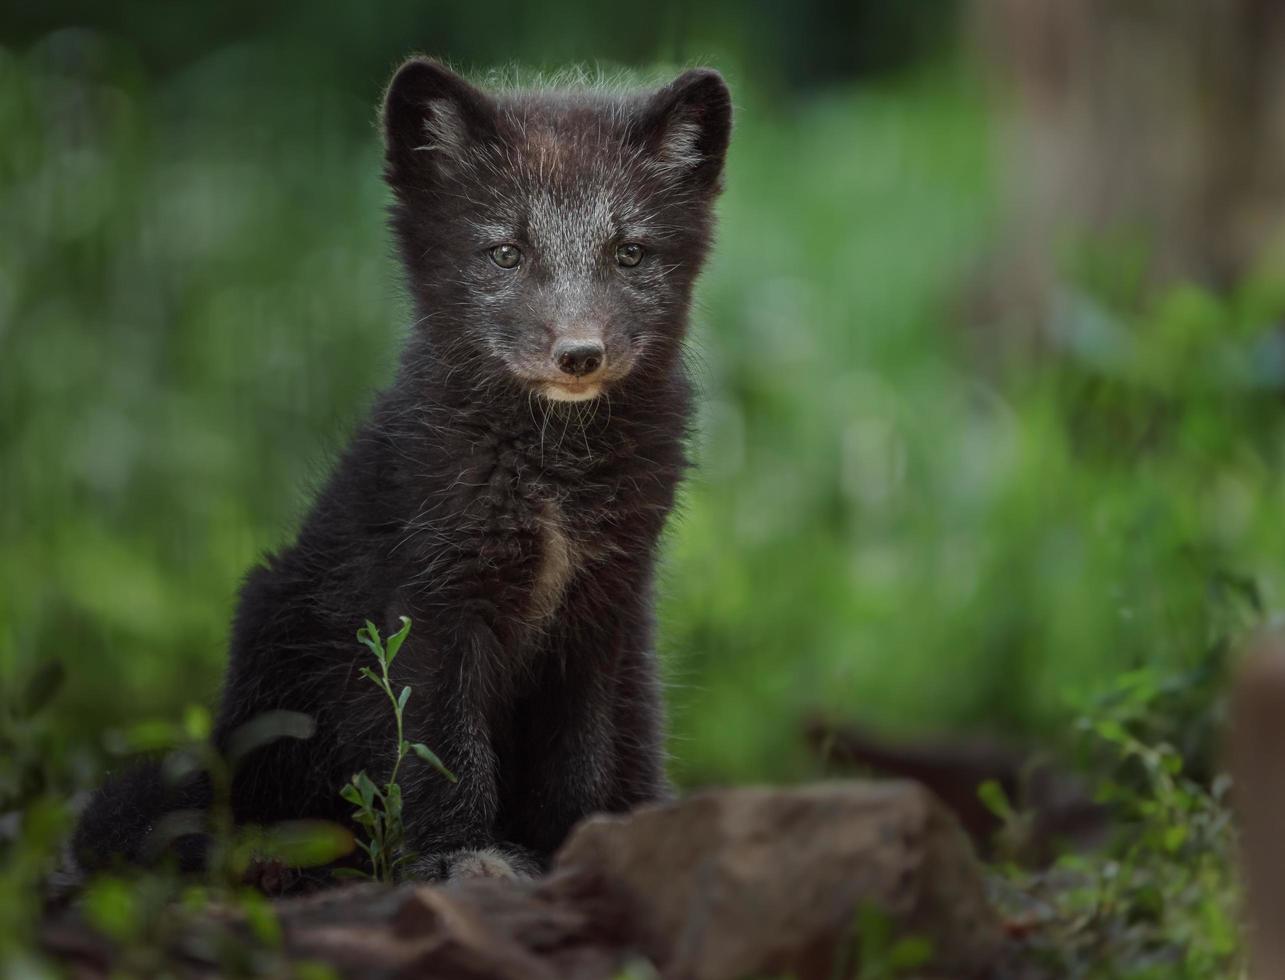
<box><xmin>528</xmin><ymin>500</ymin><xmax>577</xmax><ymax>624</ymax></box>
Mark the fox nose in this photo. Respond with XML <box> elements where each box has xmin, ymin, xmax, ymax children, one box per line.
<box><xmin>553</xmin><ymin>339</ymin><xmax>604</xmax><ymax>378</ymax></box>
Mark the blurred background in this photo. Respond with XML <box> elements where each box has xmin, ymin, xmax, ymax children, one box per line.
<box><xmin>3</xmin><ymin>0</ymin><xmax>1285</xmax><ymax>797</ymax></box>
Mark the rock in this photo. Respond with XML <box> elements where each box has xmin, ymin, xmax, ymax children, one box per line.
<box><xmin>386</xmin><ymin>871</ymin><xmax>634</xmax><ymax>980</ymax></box>
<box><xmin>41</xmin><ymin>781</ymin><xmax>1010</xmax><ymax>979</ymax></box>
<box><xmin>554</xmin><ymin>780</ymin><xmax>1005</xmax><ymax>980</ymax></box>
<box><xmin>43</xmin><ymin>874</ymin><xmax>636</xmax><ymax>980</ymax></box>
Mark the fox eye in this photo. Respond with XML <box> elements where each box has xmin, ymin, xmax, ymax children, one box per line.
<box><xmin>490</xmin><ymin>244</ymin><xmax>522</xmax><ymax>269</ymax></box>
<box><xmin>616</xmin><ymin>242</ymin><xmax>644</xmax><ymax>268</ymax></box>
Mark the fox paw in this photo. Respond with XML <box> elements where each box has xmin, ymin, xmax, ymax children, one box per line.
<box><xmin>403</xmin><ymin>845</ymin><xmax>541</xmax><ymax>882</ymax></box>
<box><xmin>445</xmin><ymin>846</ymin><xmax>538</xmax><ymax>881</ymax></box>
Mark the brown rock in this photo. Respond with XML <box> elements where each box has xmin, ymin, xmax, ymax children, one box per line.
<box><xmin>554</xmin><ymin>780</ymin><xmax>1004</xmax><ymax>980</ymax></box>
<box><xmin>270</xmin><ymin>872</ymin><xmax>634</xmax><ymax>980</ymax></box>
<box><xmin>41</xmin><ymin>781</ymin><xmax>1008</xmax><ymax>979</ymax></box>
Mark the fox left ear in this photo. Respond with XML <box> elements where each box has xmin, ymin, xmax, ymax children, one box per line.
<box><xmin>634</xmin><ymin>68</ymin><xmax>732</xmax><ymax>191</ymax></box>
<box><xmin>381</xmin><ymin>57</ymin><xmax>498</xmax><ymax>192</ymax></box>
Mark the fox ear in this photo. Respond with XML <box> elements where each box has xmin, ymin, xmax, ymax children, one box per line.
<box><xmin>634</xmin><ymin>68</ymin><xmax>732</xmax><ymax>191</ymax></box>
<box><xmin>381</xmin><ymin>58</ymin><xmax>497</xmax><ymax>188</ymax></box>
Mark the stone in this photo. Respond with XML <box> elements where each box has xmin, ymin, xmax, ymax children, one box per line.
<box><xmin>554</xmin><ymin>780</ymin><xmax>1005</xmax><ymax>979</ymax></box>
<box><xmin>41</xmin><ymin>781</ymin><xmax>1009</xmax><ymax>979</ymax></box>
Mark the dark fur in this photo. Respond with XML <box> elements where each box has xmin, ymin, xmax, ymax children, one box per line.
<box><xmin>72</xmin><ymin>59</ymin><xmax>732</xmax><ymax>879</ymax></box>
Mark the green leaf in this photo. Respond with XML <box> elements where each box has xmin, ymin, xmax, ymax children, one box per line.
<box><xmin>385</xmin><ymin>616</ymin><xmax>412</xmax><ymax>664</ymax></box>
<box><xmin>227</xmin><ymin>710</ymin><xmax>316</xmax><ymax>767</ymax></box>
<box><xmin>888</xmin><ymin>935</ymin><xmax>934</xmax><ymax>970</ymax></box>
<box><xmin>855</xmin><ymin>902</ymin><xmax>892</xmax><ymax>953</ymax></box>
<box><xmin>236</xmin><ymin>888</ymin><xmax>282</xmax><ymax>947</ymax></box>
<box><xmin>149</xmin><ymin>809</ymin><xmax>208</xmax><ymax>853</ymax></box>
<box><xmin>83</xmin><ymin>877</ymin><xmax>141</xmax><ymax>943</ymax></box>
<box><xmin>357</xmin><ymin>621</ymin><xmax>382</xmax><ymax>660</ymax></box>
<box><xmin>411</xmin><ymin>742</ymin><xmax>458</xmax><ymax>783</ymax></box>
<box><xmin>1163</xmin><ymin>824</ymin><xmax>1188</xmax><ymax>853</ymax></box>
<box><xmin>254</xmin><ymin>820</ymin><xmax>355</xmax><ymax>868</ymax></box>
<box><xmin>398</xmin><ymin>686</ymin><xmax>411</xmax><ymax>714</ymax></box>
<box><xmin>113</xmin><ymin>719</ymin><xmax>182</xmax><ymax>753</ymax></box>
<box><xmin>160</xmin><ymin>747</ymin><xmax>204</xmax><ymax>786</ymax></box>
<box><xmin>354</xmin><ymin>770</ymin><xmax>379</xmax><ymax>808</ymax></box>
<box><xmin>339</xmin><ymin>783</ymin><xmax>362</xmax><ymax>806</ymax></box>
<box><xmin>182</xmin><ymin>704</ymin><xmax>212</xmax><ymax>741</ymax></box>
<box><xmin>977</xmin><ymin>779</ymin><xmax>1015</xmax><ymax>822</ymax></box>
<box><xmin>1094</xmin><ymin>718</ymin><xmax>1130</xmax><ymax>746</ymax></box>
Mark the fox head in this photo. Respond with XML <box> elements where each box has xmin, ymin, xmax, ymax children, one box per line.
<box><xmin>381</xmin><ymin>59</ymin><xmax>731</xmax><ymax>403</ymax></box>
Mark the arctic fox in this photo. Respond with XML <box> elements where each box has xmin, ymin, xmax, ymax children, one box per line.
<box><xmin>73</xmin><ymin>58</ymin><xmax>732</xmax><ymax>881</ymax></box>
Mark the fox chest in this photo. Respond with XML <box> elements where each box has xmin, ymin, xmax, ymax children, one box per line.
<box><xmin>524</xmin><ymin>498</ymin><xmax>618</xmax><ymax>627</ymax></box>
<box><xmin>433</xmin><ymin>440</ymin><xmax>657</xmax><ymax>629</ymax></box>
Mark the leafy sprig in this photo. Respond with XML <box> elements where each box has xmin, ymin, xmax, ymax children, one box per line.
<box><xmin>338</xmin><ymin>616</ymin><xmax>456</xmax><ymax>882</ymax></box>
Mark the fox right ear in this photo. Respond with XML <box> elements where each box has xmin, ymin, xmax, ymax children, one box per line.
<box><xmin>634</xmin><ymin>69</ymin><xmax>732</xmax><ymax>192</ymax></box>
<box><xmin>381</xmin><ymin>58</ymin><xmax>497</xmax><ymax>188</ymax></box>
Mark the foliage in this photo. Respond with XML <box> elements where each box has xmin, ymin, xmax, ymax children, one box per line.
<box><xmin>339</xmin><ymin>616</ymin><xmax>456</xmax><ymax>882</ymax></box>
<box><xmin>85</xmin><ymin>709</ymin><xmax>351</xmax><ymax>976</ymax></box>
<box><xmin>104</xmin><ymin>703</ymin><xmax>349</xmax><ymax>886</ymax></box>
<box><xmin>986</xmin><ymin>664</ymin><xmax>1245</xmax><ymax>979</ymax></box>
<box><xmin>0</xmin><ymin>657</ymin><xmax>349</xmax><ymax>975</ymax></box>
<box><xmin>846</xmin><ymin>904</ymin><xmax>935</xmax><ymax>979</ymax></box>
<box><xmin>0</xmin><ymin>660</ymin><xmax>73</xmax><ymax>971</ymax></box>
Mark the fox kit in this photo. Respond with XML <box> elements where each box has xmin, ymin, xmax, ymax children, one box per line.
<box><xmin>73</xmin><ymin>58</ymin><xmax>732</xmax><ymax>881</ymax></box>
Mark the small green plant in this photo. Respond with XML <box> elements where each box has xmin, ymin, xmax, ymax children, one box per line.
<box><xmin>984</xmin><ymin>667</ymin><xmax>1245</xmax><ymax>979</ymax></box>
<box><xmin>338</xmin><ymin>616</ymin><xmax>456</xmax><ymax>882</ymax></box>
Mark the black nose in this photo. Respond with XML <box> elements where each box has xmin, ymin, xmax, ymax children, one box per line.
<box><xmin>554</xmin><ymin>340</ymin><xmax>605</xmax><ymax>378</ymax></box>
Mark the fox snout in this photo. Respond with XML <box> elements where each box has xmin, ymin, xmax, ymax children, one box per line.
<box><xmin>521</xmin><ymin>321</ymin><xmax>636</xmax><ymax>402</ymax></box>
<box><xmin>540</xmin><ymin>331</ymin><xmax>611</xmax><ymax>402</ymax></box>
<box><xmin>553</xmin><ymin>338</ymin><xmax>605</xmax><ymax>379</ymax></box>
